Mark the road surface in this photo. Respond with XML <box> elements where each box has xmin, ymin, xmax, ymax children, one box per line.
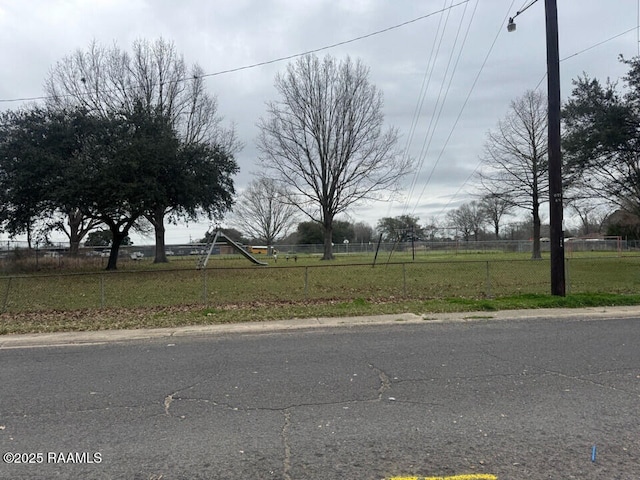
<box><xmin>1</xmin><ymin>313</ymin><xmax>639</xmax><ymax>479</ymax></box>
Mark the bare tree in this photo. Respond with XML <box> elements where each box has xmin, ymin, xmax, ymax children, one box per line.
<box><xmin>45</xmin><ymin>38</ymin><xmax>239</xmax><ymax>262</ymax></box>
<box><xmin>352</xmin><ymin>221</ymin><xmax>374</xmax><ymax>244</ymax></box>
<box><xmin>478</xmin><ymin>90</ymin><xmax>548</xmax><ymax>259</ymax></box>
<box><xmin>257</xmin><ymin>54</ymin><xmax>413</xmax><ymax>260</ymax></box>
<box><xmin>45</xmin><ymin>39</ymin><xmax>232</xmax><ymax>145</ymax></box>
<box><xmin>447</xmin><ymin>201</ymin><xmax>486</xmax><ymax>241</ymax></box>
<box><xmin>569</xmin><ymin>199</ymin><xmax>609</xmax><ymax>236</ymax></box>
<box><xmin>230</xmin><ymin>177</ymin><xmax>298</xmax><ymax>248</ymax></box>
<box><xmin>479</xmin><ymin>192</ymin><xmax>514</xmax><ymax>240</ymax></box>
<box><xmin>422</xmin><ymin>216</ymin><xmax>440</xmax><ymax>241</ymax></box>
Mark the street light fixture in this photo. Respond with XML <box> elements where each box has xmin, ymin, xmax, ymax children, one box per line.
<box><xmin>508</xmin><ymin>0</ymin><xmax>566</xmax><ymax>296</ymax></box>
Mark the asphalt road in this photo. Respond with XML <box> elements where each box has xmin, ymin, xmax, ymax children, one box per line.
<box><xmin>1</xmin><ymin>313</ymin><xmax>639</xmax><ymax>479</ymax></box>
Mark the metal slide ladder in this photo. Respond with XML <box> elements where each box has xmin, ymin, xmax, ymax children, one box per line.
<box><xmin>196</xmin><ymin>230</ymin><xmax>268</xmax><ymax>269</ymax></box>
<box><xmin>196</xmin><ymin>230</ymin><xmax>221</xmax><ymax>270</ymax></box>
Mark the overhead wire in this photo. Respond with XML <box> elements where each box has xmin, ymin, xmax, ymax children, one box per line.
<box><xmin>0</xmin><ymin>1</ymin><xmax>470</xmax><ymax>105</ymax></box>
<box><xmin>510</xmin><ymin>0</ymin><xmax>540</xmax><ymax>22</ymax></box>
<box><xmin>436</xmin><ymin>24</ymin><xmax>640</xmax><ymax>219</ymax></box>
<box><xmin>408</xmin><ymin>0</ymin><xmax>478</xmax><ymax>218</ymax></box>
<box><xmin>533</xmin><ymin>26</ymin><xmax>639</xmax><ymax>91</ymax></box>
<box><xmin>401</xmin><ymin>0</ymin><xmax>460</xmax><ymax>216</ymax></box>
<box><xmin>394</xmin><ymin>0</ymin><xmax>456</xmax><ymax>220</ymax></box>
<box><xmin>406</xmin><ymin>0</ymin><xmax>517</xmax><ymax>219</ymax></box>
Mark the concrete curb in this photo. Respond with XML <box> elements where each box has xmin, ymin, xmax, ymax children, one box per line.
<box><xmin>1</xmin><ymin>306</ymin><xmax>639</xmax><ymax>349</ymax></box>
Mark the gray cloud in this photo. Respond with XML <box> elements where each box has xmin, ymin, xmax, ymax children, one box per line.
<box><xmin>1</xmin><ymin>0</ymin><xmax>638</xmax><ymax>243</ymax></box>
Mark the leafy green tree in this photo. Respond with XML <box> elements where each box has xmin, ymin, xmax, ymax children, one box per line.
<box><xmin>41</xmin><ymin>106</ymin><xmax>178</xmax><ymax>269</ymax></box>
<box><xmin>0</xmin><ymin>108</ymin><xmax>100</xmax><ymax>253</ymax></box>
<box><xmin>297</xmin><ymin>220</ymin><xmax>354</xmax><ymax>245</ymax></box>
<box><xmin>45</xmin><ymin>38</ymin><xmax>240</xmax><ymax>263</ymax></box>
<box><xmin>84</xmin><ymin>105</ymin><xmax>237</xmax><ymax>270</ymax></box>
<box><xmin>121</xmin><ymin>104</ymin><xmax>238</xmax><ymax>263</ymax></box>
<box><xmin>0</xmin><ymin>109</ymin><xmax>52</xmax><ymax>247</ymax></box>
<box><xmin>297</xmin><ymin>222</ymin><xmax>325</xmax><ymax>245</ymax></box>
<box><xmin>563</xmin><ymin>57</ymin><xmax>640</xmax><ymax>218</ymax></box>
<box><xmin>0</xmin><ymin>103</ymin><xmax>237</xmax><ymax>269</ymax></box>
<box><xmin>69</xmin><ymin>112</ymin><xmax>152</xmax><ymax>269</ymax></box>
<box><xmin>376</xmin><ymin>215</ymin><xmax>423</xmax><ymax>242</ymax></box>
<box><xmin>42</xmin><ymin>109</ymin><xmax>104</xmax><ymax>255</ymax></box>
<box><xmin>605</xmin><ymin>210</ymin><xmax>640</xmax><ymax>240</ymax></box>
<box><xmin>199</xmin><ymin>228</ymin><xmax>248</xmax><ymax>244</ymax></box>
<box><xmin>85</xmin><ymin>229</ymin><xmax>132</xmax><ymax>246</ymax></box>
<box><xmin>0</xmin><ymin>109</ymin><xmax>133</xmax><ymax>265</ymax></box>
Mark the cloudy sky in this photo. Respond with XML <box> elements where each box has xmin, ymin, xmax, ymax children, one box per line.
<box><xmin>1</xmin><ymin>0</ymin><xmax>639</xmax><ymax>244</ymax></box>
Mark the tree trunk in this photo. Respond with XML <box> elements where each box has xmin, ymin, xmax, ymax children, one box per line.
<box><xmin>63</xmin><ymin>208</ymin><xmax>98</xmax><ymax>257</ymax></box>
<box><xmin>69</xmin><ymin>239</ymin><xmax>80</xmax><ymax>257</ymax></box>
<box><xmin>106</xmin><ymin>228</ymin><xmax>129</xmax><ymax>270</ymax></box>
<box><xmin>147</xmin><ymin>207</ymin><xmax>168</xmax><ymax>264</ymax></box>
<box><xmin>26</xmin><ymin>227</ymin><xmax>33</xmax><ymax>250</ymax></box>
<box><xmin>322</xmin><ymin>221</ymin><xmax>334</xmax><ymax>260</ymax></box>
<box><xmin>532</xmin><ymin>204</ymin><xmax>542</xmax><ymax>260</ymax></box>
<box><xmin>68</xmin><ymin>212</ymin><xmax>81</xmax><ymax>257</ymax></box>
<box><xmin>153</xmin><ymin>220</ymin><xmax>167</xmax><ymax>264</ymax></box>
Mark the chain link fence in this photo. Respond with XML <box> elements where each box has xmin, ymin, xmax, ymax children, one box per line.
<box><xmin>1</xmin><ymin>237</ymin><xmax>637</xmax><ymax>271</ymax></box>
<box><xmin>1</xmin><ymin>256</ymin><xmax>639</xmax><ymax>314</ymax></box>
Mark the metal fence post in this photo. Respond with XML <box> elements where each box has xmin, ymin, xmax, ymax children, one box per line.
<box><xmin>202</xmin><ymin>269</ymin><xmax>208</xmax><ymax>304</ymax></box>
<box><xmin>2</xmin><ymin>276</ymin><xmax>12</xmax><ymax>313</ymax></box>
<box><xmin>565</xmin><ymin>258</ymin><xmax>571</xmax><ymax>294</ymax></box>
<box><xmin>485</xmin><ymin>261</ymin><xmax>492</xmax><ymax>298</ymax></box>
<box><xmin>100</xmin><ymin>274</ymin><xmax>105</xmax><ymax>308</ymax></box>
<box><xmin>402</xmin><ymin>263</ymin><xmax>407</xmax><ymax>296</ymax></box>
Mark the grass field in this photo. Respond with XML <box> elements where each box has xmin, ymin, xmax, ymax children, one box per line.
<box><xmin>1</xmin><ymin>251</ymin><xmax>639</xmax><ymax>334</ymax></box>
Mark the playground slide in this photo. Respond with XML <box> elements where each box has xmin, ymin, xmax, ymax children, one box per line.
<box><xmin>219</xmin><ymin>233</ymin><xmax>268</xmax><ymax>266</ymax></box>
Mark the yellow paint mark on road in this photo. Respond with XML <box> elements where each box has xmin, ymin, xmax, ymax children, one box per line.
<box><xmin>390</xmin><ymin>475</ymin><xmax>497</xmax><ymax>480</ymax></box>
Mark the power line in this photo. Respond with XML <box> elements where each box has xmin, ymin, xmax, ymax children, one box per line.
<box><xmin>398</xmin><ymin>0</ymin><xmax>462</xmax><ymax>219</ymax></box>
<box><xmin>0</xmin><ymin>1</ymin><xmax>470</xmax><ymax>105</ymax></box>
<box><xmin>412</xmin><ymin>0</ymin><xmax>518</xmax><ymax>219</ymax></box>
<box><xmin>409</xmin><ymin>0</ymin><xmax>478</xmax><ymax>218</ymax></box>
<box><xmin>510</xmin><ymin>0</ymin><xmax>541</xmax><ymax>23</ymax></box>
<box><xmin>439</xmin><ymin>24</ymin><xmax>640</xmax><ymax>218</ymax></box>
<box><xmin>198</xmin><ymin>0</ymin><xmax>471</xmax><ymax>80</ymax></box>
<box><xmin>534</xmin><ymin>25</ymin><xmax>639</xmax><ymax>90</ymax></box>
<box><xmin>561</xmin><ymin>26</ymin><xmax>638</xmax><ymax>62</ymax></box>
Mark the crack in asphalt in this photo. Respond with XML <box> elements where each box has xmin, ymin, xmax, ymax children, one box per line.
<box><xmin>539</xmin><ymin>367</ymin><xmax>640</xmax><ymax>397</ymax></box>
<box><xmin>367</xmin><ymin>362</ymin><xmax>392</xmax><ymax>400</ymax></box>
<box><xmin>162</xmin><ymin>378</ymin><xmax>212</xmax><ymax>416</ymax></box>
<box><xmin>282</xmin><ymin>409</ymin><xmax>292</xmax><ymax>480</ymax></box>
<box><xmin>393</xmin><ymin>371</ymin><xmax>537</xmax><ymax>383</ymax></box>
<box><xmin>484</xmin><ymin>351</ymin><xmax>640</xmax><ymax>397</ymax></box>
<box><xmin>160</xmin><ymin>359</ymin><xmax>637</xmax><ymax>417</ymax></box>
<box><xmin>164</xmin><ymin>396</ymin><xmax>380</xmax><ymax>413</ymax></box>
<box><xmin>163</xmin><ymin>360</ymin><xmax>397</xmax><ymax>415</ymax></box>
<box><xmin>157</xmin><ymin>360</ymin><xmax>400</xmax><ymax>479</ymax></box>
<box><xmin>163</xmin><ymin>393</ymin><xmax>174</xmax><ymax>416</ymax></box>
